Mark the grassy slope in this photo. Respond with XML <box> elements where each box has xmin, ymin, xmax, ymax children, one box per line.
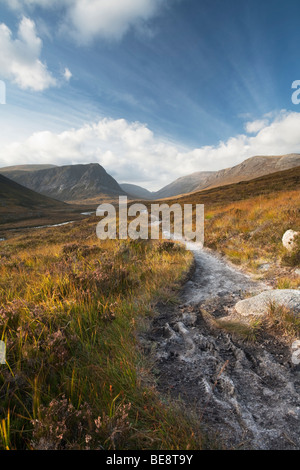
<box><xmin>0</xmin><ymin>218</ymin><xmax>213</xmax><ymax>450</ymax></box>
<box><xmin>161</xmin><ymin>166</ymin><xmax>300</xmax><ymax>285</ymax></box>
<box><xmin>0</xmin><ymin>173</ymin><xmax>66</xmax><ymax>211</ymax></box>
<box><xmin>0</xmin><ymin>174</ymin><xmax>96</xmax><ymax>232</ymax></box>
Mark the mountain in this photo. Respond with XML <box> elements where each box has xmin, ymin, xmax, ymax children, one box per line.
<box><xmin>2</xmin><ymin>153</ymin><xmax>299</xmax><ymax>203</ymax></box>
<box><xmin>0</xmin><ymin>173</ymin><xmax>65</xmax><ymax>210</ymax></box>
<box><xmin>1</xmin><ymin>163</ymin><xmax>126</xmax><ymax>204</ymax></box>
<box><xmin>166</xmin><ymin>165</ymin><xmax>300</xmax><ymax>206</ymax></box>
<box><xmin>153</xmin><ymin>171</ymin><xmax>214</xmax><ymax>199</ymax></box>
<box><xmin>120</xmin><ymin>183</ymin><xmax>154</xmax><ymax>200</ymax></box>
<box><xmin>154</xmin><ymin>153</ymin><xmax>300</xmax><ymax>199</ymax></box>
<box><xmin>194</xmin><ymin>153</ymin><xmax>300</xmax><ymax>192</ymax></box>
<box><xmin>122</xmin><ymin>173</ymin><xmax>216</xmax><ymax>200</ymax></box>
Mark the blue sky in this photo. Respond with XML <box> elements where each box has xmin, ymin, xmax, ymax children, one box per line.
<box><xmin>0</xmin><ymin>0</ymin><xmax>300</xmax><ymax>189</ymax></box>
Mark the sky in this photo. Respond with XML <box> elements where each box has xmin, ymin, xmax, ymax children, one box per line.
<box><xmin>0</xmin><ymin>0</ymin><xmax>300</xmax><ymax>190</ymax></box>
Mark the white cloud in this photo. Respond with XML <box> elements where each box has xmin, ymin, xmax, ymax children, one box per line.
<box><xmin>0</xmin><ymin>17</ymin><xmax>56</xmax><ymax>91</ymax></box>
<box><xmin>1</xmin><ymin>111</ymin><xmax>300</xmax><ymax>190</ymax></box>
<box><xmin>3</xmin><ymin>0</ymin><xmax>167</xmax><ymax>44</ymax></box>
<box><xmin>63</xmin><ymin>67</ymin><xmax>72</xmax><ymax>82</ymax></box>
<box><xmin>2</xmin><ymin>0</ymin><xmax>61</xmax><ymax>9</ymax></box>
<box><xmin>245</xmin><ymin>118</ymin><xmax>269</xmax><ymax>134</ymax></box>
<box><xmin>64</xmin><ymin>0</ymin><xmax>164</xmax><ymax>43</ymax></box>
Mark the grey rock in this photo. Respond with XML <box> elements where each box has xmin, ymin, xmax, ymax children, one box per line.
<box><xmin>235</xmin><ymin>289</ymin><xmax>300</xmax><ymax>317</ymax></box>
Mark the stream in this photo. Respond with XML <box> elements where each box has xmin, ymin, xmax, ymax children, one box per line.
<box><xmin>0</xmin><ymin>212</ymin><xmax>95</xmax><ymax>239</ymax></box>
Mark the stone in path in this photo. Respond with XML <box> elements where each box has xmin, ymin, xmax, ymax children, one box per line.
<box><xmin>235</xmin><ymin>289</ymin><xmax>300</xmax><ymax>317</ymax></box>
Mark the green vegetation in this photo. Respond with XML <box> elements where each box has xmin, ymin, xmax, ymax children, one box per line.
<box><xmin>264</xmin><ymin>301</ymin><xmax>300</xmax><ymax>338</ymax></box>
<box><xmin>0</xmin><ymin>218</ymin><xmax>212</xmax><ymax>450</ymax></box>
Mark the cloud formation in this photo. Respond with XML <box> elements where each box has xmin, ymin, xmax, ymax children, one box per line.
<box><xmin>63</xmin><ymin>67</ymin><xmax>72</xmax><ymax>82</ymax></box>
<box><xmin>1</xmin><ymin>111</ymin><xmax>300</xmax><ymax>190</ymax></box>
<box><xmin>0</xmin><ymin>16</ymin><xmax>56</xmax><ymax>91</ymax></box>
<box><xmin>4</xmin><ymin>0</ymin><xmax>167</xmax><ymax>43</ymax></box>
<box><xmin>245</xmin><ymin>118</ymin><xmax>269</xmax><ymax>134</ymax></box>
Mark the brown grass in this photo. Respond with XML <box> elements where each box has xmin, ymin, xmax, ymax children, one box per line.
<box><xmin>0</xmin><ymin>217</ymin><xmax>213</xmax><ymax>450</ymax></box>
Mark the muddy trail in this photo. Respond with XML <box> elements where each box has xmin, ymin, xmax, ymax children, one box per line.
<box><xmin>145</xmin><ymin>245</ymin><xmax>300</xmax><ymax>450</ymax></box>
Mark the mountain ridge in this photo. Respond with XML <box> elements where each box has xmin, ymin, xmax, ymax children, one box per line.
<box><xmin>123</xmin><ymin>153</ymin><xmax>300</xmax><ymax>199</ymax></box>
<box><xmin>1</xmin><ymin>163</ymin><xmax>126</xmax><ymax>204</ymax></box>
<box><xmin>1</xmin><ymin>153</ymin><xmax>299</xmax><ymax>202</ymax></box>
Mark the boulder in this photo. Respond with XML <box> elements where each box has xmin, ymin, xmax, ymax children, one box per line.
<box><xmin>235</xmin><ymin>289</ymin><xmax>300</xmax><ymax>317</ymax></box>
<box><xmin>282</xmin><ymin>230</ymin><xmax>299</xmax><ymax>251</ymax></box>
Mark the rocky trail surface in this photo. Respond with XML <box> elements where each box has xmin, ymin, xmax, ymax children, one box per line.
<box><xmin>146</xmin><ymin>244</ymin><xmax>300</xmax><ymax>449</ymax></box>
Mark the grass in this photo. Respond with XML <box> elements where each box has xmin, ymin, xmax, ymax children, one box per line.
<box><xmin>216</xmin><ymin>318</ymin><xmax>263</xmax><ymax>343</ymax></box>
<box><xmin>144</xmin><ymin>166</ymin><xmax>300</xmax><ymax>286</ymax></box>
<box><xmin>163</xmin><ymin>187</ymin><xmax>299</xmax><ymax>285</ymax></box>
<box><xmin>263</xmin><ymin>301</ymin><xmax>300</xmax><ymax>338</ymax></box>
<box><xmin>0</xmin><ymin>217</ymin><xmax>214</xmax><ymax>450</ymax></box>
<box><xmin>203</xmin><ymin>190</ymin><xmax>300</xmax><ymax>273</ymax></box>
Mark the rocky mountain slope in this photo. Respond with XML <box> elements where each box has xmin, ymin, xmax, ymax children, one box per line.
<box><xmin>1</xmin><ymin>163</ymin><xmax>125</xmax><ymax>204</ymax></box>
<box><xmin>154</xmin><ymin>153</ymin><xmax>300</xmax><ymax>199</ymax></box>
<box><xmin>195</xmin><ymin>153</ymin><xmax>300</xmax><ymax>192</ymax></box>
<box><xmin>164</xmin><ymin>165</ymin><xmax>300</xmax><ymax>205</ymax></box>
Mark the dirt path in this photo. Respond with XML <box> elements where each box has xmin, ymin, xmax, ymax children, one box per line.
<box><xmin>146</xmin><ymin>244</ymin><xmax>300</xmax><ymax>450</ymax></box>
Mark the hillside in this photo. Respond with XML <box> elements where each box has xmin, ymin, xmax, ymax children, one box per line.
<box><xmin>120</xmin><ymin>183</ymin><xmax>154</xmax><ymax>200</ymax></box>
<box><xmin>165</xmin><ymin>165</ymin><xmax>300</xmax><ymax>206</ymax></box>
<box><xmin>0</xmin><ymin>173</ymin><xmax>66</xmax><ymax>211</ymax></box>
<box><xmin>154</xmin><ymin>153</ymin><xmax>300</xmax><ymax>199</ymax></box>
<box><xmin>1</xmin><ymin>163</ymin><xmax>126</xmax><ymax>204</ymax></box>
<box><xmin>154</xmin><ymin>171</ymin><xmax>214</xmax><ymax>199</ymax></box>
<box><xmin>0</xmin><ymin>174</ymin><xmax>87</xmax><ymax>230</ymax></box>
<box><xmin>195</xmin><ymin>153</ymin><xmax>300</xmax><ymax>192</ymax></box>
